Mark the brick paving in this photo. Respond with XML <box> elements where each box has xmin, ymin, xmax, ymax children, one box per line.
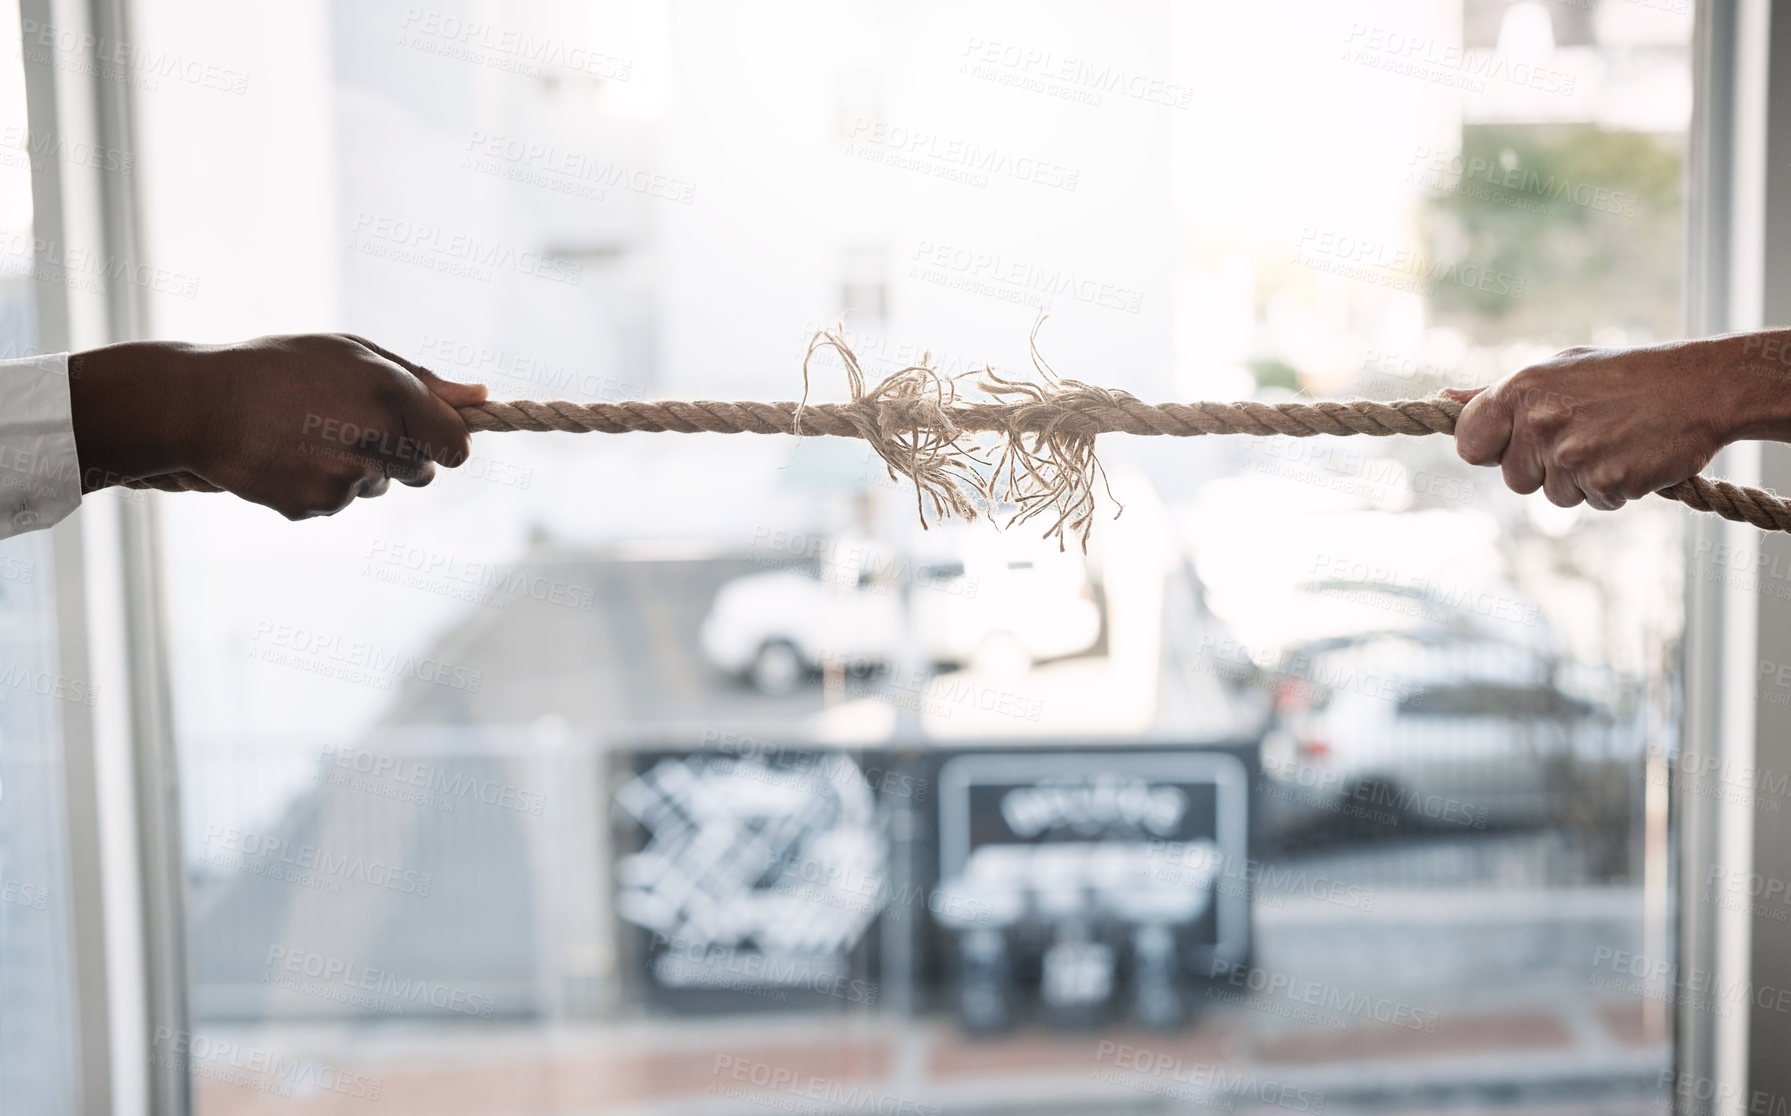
<box><xmin>192</xmin><ymin>986</ymin><xmax>1668</xmax><ymax>1116</ymax></box>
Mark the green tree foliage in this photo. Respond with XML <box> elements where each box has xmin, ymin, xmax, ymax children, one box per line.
<box><xmin>1247</xmin><ymin>357</ymin><xmax>1301</xmax><ymax>393</ymax></box>
<box><xmin>1419</xmin><ymin>124</ymin><xmax>1683</xmax><ymax>344</ymax></box>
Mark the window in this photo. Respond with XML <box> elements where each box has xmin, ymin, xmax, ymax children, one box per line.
<box><xmin>120</xmin><ymin>1</ymin><xmax>1692</xmax><ymax>1111</ymax></box>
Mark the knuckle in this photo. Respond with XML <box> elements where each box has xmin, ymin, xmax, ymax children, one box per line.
<box><xmin>1495</xmin><ymin>367</ymin><xmax>1541</xmax><ymax>397</ymax></box>
<box><xmin>316</xmin><ymin>475</ymin><xmax>360</xmax><ymax>513</ymax></box>
<box><xmin>1553</xmin><ymin>441</ymin><xmax>1590</xmax><ymax>471</ymax></box>
<box><xmin>1504</xmin><ymin>471</ymin><xmax>1540</xmax><ymax>496</ymax></box>
<box><xmin>272</xmin><ymin>489</ymin><xmax>322</xmax><ymax>521</ymax></box>
<box><xmin>1583</xmin><ymin>464</ymin><xmax>1623</xmax><ymax>493</ymax></box>
<box><xmin>1525</xmin><ymin>403</ymin><xmax>1567</xmax><ymax>432</ymax></box>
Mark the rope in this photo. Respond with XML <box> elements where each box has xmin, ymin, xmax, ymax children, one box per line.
<box><xmin>468</xmin><ymin>396</ymin><xmax>1791</xmax><ymax>534</ymax></box>
<box><xmin>116</xmin><ymin>329</ymin><xmax>1791</xmax><ymax>540</ymax></box>
<box><xmin>120</xmin><ymin>393</ymin><xmax>1791</xmax><ymax>532</ymax></box>
<box><xmin>459</xmin><ymin>395</ymin><xmax>1465</xmax><ymax>438</ymax></box>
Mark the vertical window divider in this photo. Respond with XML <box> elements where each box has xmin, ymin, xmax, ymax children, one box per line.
<box><xmin>19</xmin><ymin>0</ymin><xmax>191</xmax><ymax>1111</ymax></box>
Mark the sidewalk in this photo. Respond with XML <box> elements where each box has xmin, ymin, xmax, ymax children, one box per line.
<box><xmin>188</xmin><ymin>980</ymin><xmax>1668</xmax><ymax>1115</ymax></box>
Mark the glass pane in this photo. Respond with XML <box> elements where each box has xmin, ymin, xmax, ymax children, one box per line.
<box><xmin>130</xmin><ymin>1</ymin><xmax>1688</xmax><ymax>1112</ymax></box>
<box><xmin>0</xmin><ymin>0</ymin><xmax>87</xmax><ymax>1106</ymax></box>
<box><xmin>0</xmin><ymin>529</ymin><xmax>81</xmax><ymax>1115</ymax></box>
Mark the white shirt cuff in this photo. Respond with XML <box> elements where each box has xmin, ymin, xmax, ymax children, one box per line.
<box><xmin>0</xmin><ymin>352</ymin><xmax>82</xmax><ymax>539</ymax></box>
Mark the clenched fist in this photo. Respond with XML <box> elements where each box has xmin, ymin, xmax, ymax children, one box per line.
<box><xmin>1441</xmin><ymin>334</ymin><xmax>1791</xmax><ymax>510</ymax></box>
<box><xmin>67</xmin><ymin>333</ymin><xmax>488</xmax><ymax>520</ymax></box>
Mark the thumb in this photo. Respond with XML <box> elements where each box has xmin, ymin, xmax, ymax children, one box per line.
<box><xmin>1436</xmin><ymin>387</ymin><xmax>1484</xmax><ymax>405</ymax></box>
<box><xmin>415</xmin><ymin>367</ymin><xmax>489</xmax><ymax>409</ymax></box>
<box><xmin>339</xmin><ymin>333</ymin><xmax>489</xmax><ymax>409</ymax></box>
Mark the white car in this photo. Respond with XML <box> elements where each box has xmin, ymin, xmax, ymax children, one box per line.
<box><xmin>700</xmin><ymin>534</ymin><xmax>1102</xmax><ymax>694</ymax></box>
<box><xmin>1259</xmin><ymin>633</ymin><xmax>1629</xmax><ymax>837</ymax></box>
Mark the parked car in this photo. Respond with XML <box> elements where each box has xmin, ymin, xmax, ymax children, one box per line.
<box><xmin>1258</xmin><ymin>632</ymin><xmax>1629</xmax><ymax>840</ymax></box>
<box><xmin>699</xmin><ymin>533</ymin><xmax>1102</xmax><ymax>694</ymax></box>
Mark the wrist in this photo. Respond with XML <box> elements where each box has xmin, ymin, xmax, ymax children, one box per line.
<box><xmin>68</xmin><ymin>341</ymin><xmax>215</xmax><ymax>490</ymax></box>
<box><xmin>1714</xmin><ymin>330</ymin><xmax>1791</xmax><ymax>444</ymax></box>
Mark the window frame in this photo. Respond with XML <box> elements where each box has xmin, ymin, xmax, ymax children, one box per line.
<box><xmin>17</xmin><ymin>0</ymin><xmax>190</xmax><ymax>1112</ymax></box>
<box><xmin>1679</xmin><ymin>2</ymin><xmax>1791</xmax><ymax>1114</ymax></box>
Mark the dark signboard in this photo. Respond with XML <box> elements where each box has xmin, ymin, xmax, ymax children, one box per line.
<box><xmin>610</xmin><ymin>741</ymin><xmax>1255</xmax><ymax>1026</ymax></box>
<box><xmin>928</xmin><ymin>751</ymin><xmax>1251</xmax><ymax>1029</ymax></box>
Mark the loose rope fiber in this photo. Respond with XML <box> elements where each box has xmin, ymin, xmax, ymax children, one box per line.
<box><xmin>122</xmin><ymin>328</ymin><xmax>1791</xmax><ymax>541</ymax></box>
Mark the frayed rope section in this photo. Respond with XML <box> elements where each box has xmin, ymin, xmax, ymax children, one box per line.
<box><xmin>125</xmin><ymin>325</ymin><xmax>1791</xmax><ymax>543</ymax></box>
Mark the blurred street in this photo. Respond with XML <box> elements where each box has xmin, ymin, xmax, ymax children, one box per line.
<box><xmin>187</xmin><ymin>881</ymin><xmax>1667</xmax><ymax>1115</ymax></box>
<box><xmin>184</xmin><ymin>549</ymin><xmax>1670</xmax><ymax>1114</ymax></box>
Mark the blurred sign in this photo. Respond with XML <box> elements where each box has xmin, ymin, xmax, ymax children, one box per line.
<box><xmin>613</xmin><ymin>752</ymin><xmax>887</xmax><ymax>1001</ymax></box>
<box><xmin>936</xmin><ymin>752</ymin><xmax>1250</xmax><ymax>969</ymax></box>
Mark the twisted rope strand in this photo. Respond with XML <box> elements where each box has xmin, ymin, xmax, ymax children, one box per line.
<box><xmin>458</xmin><ymin>394</ymin><xmax>1470</xmax><ymax>438</ymax></box>
<box><xmin>121</xmin><ymin>393</ymin><xmax>1791</xmax><ymax>534</ymax></box>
